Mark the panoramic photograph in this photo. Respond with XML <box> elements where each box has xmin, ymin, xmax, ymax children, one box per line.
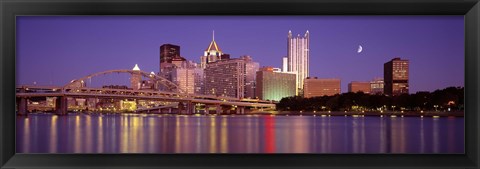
<box><xmin>16</xmin><ymin>16</ymin><xmax>464</xmax><ymax>153</ymax></box>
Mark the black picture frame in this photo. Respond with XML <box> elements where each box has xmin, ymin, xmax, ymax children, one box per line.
<box><xmin>1</xmin><ymin>0</ymin><xmax>479</xmax><ymax>168</ymax></box>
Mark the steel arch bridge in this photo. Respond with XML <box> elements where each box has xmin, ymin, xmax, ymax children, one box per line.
<box><xmin>16</xmin><ymin>69</ymin><xmax>276</xmax><ymax>116</ymax></box>
<box><xmin>63</xmin><ymin>69</ymin><xmax>185</xmax><ymax>94</ymax></box>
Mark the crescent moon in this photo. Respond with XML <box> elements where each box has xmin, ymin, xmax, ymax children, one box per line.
<box><xmin>357</xmin><ymin>45</ymin><xmax>363</xmax><ymax>53</ymax></box>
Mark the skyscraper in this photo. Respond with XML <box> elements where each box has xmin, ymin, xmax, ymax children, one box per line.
<box><xmin>160</xmin><ymin>44</ymin><xmax>180</xmax><ymax>71</ymax></box>
<box><xmin>200</xmin><ymin>31</ymin><xmax>230</xmax><ymax>69</ymax></box>
<box><xmin>168</xmin><ymin>60</ymin><xmax>204</xmax><ymax>95</ymax></box>
<box><xmin>205</xmin><ymin>58</ymin><xmax>245</xmax><ymax>98</ymax></box>
<box><xmin>192</xmin><ymin>67</ymin><xmax>205</xmax><ymax>95</ymax></box>
<box><xmin>287</xmin><ymin>30</ymin><xmax>309</xmax><ymax>95</ymax></box>
<box><xmin>204</xmin><ymin>56</ymin><xmax>259</xmax><ymax>98</ymax></box>
<box><xmin>242</xmin><ymin>56</ymin><xmax>260</xmax><ymax>98</ymax></box>
<box><xmin>172</xmin><ymin>68</ymin><xmax>195</xmax><ymax>95</ymax></box>
<box><xmin>384</xmin><ymin>58</ymin><xmax>409</xmax><ymax>96</ymax></box>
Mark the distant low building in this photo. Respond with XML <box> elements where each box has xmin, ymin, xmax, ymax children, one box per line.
<box><xmin>370</xmin><ymin>77</ymin><xmax>384</xmax><ymax>94</ymax></box>
<box><xmin>348</xmin><ymin>81</ymin><xmax>371</xmax><ymax>94</ymax></box>
<box><xmin>303</xmin><ymin>77</ymin><xmax>341</xmax><ymax>98</ymax></box>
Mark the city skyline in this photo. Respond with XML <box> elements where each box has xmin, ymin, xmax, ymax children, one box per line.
<box><xmin>17</xmin><ymin>16</ymin><xmax>464</xmax><ymax>93</ymax></box>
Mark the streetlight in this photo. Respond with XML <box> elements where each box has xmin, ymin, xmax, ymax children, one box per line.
<box><xmin>391</xmin><ymin>105</ymin><xmax>396</xmax><ymax>112</ymax></box>
<box><xmin>434</xmin><ymin>105</ymin><xmax>438</xmax><ymax>112</ymax></box>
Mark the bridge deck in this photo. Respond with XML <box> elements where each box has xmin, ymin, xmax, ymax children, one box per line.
<box><xmin>16</xmin><ymin>90</ymin><xmax>276</xmax><ymax>108</ymax></box>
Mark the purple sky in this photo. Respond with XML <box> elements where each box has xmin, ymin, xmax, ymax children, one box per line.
<box><xmin>16</xmin><ymin>16</ymin><xmax>464</xmax><ymax>93</ymax></box>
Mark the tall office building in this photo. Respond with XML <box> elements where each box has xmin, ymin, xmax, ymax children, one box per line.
<box><xmin>256</xmin><ymin>67</ymin><xmax>296</xmax><ymax>101</ymax></box>
<box><xmin>131</xmin><ymin>64</ymin><xmax>142</xmax><ymax>90</ymax></box>
<box><xmin>172</xmin><ymin>68</ymin><xmax>195</xmax><ymax>95</ymax></box>
<box><xmin>205</xmin><ymin>59</ymin><xmax>245</xmax><ymax>98</ymax></box>
<box><xmin>159</xmin><ymin>44</ymin><xmax>186</xmax><ymax>87</ymax></box>
<box><xmin>287</xmin><ymin>30</ymin><xmax>310</xmax><ymax>95</ymax></box>
<box><xmin>384</xmin><ymin>58</ymin><xmax>409</xmax><ymax>96</ymax></box>
<box><xmin>160</xmin><ymin>44</ymin><xmax>181</xmax><ymax>71</ymax></box>
<box><xmin>348</xmin><ymin>81</ymin><xmax>371</xmax><ymax>94</ymax></box>
<box><xmin>242</xmin><ymin>56</ymin><xmax>260</xmax><ymax>98</ymax></box>
<box><xmin>168</xmin><ymin>60</ymin><xmax>204</xmax><ymax>95</ymax></box>
<box><xmin>200</xmin><ymin>31</ymin><xmax>230</xmax><ymax>69</ymax></box>
<box><xmin>304</xmin><ymin>77</ymin><xmax>341</xmax><ymax>98</ymax></box>
<box><xmin>205</xmin><ymin>56</ymin><xmax>259</xmax><ymax>98</ymax></box>
<box><xmin>370</xmin><ymin>78</ymin><xmax>384</xmax><ymax>95</ymax></box>
<box><xmin>192</xmin><ymin>67</ymin><xmax>205</xmax><ymax>95</ymax></box>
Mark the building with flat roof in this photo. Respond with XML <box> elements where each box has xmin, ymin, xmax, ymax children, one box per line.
<box><xmin>348</xmin><ymin>81</ymin><xmax>371</xmax><ymax>94</ymax></box>
<box><xmin>242</xmin><ymin>56</ymin><xmax>260</xmax><ymax>98</ymax></box>
<box><xmin>304</xmin><ymin>77</ymin><xmax>341</xmax><ymax>98</ymax></box>
<box><xmin>256</xmin><ymin>66</ymin><xmax>296</xmax><ymax>101</ymax></box>
<box><xmin>370</xmin><ymin>77</ymin><xmax>384</xmax><ymax>95</ymax></box>
<box><xmin>160</xmin><ymin>44</ymin><xmax>181</xmax><ymax>72</ymax></box>
<box><xmin>384</xmin><ymin>57</ymin><xmax>409</xmax><ymax>96</ymax></box>
<box><xmin>205</xmin><ymin>56</ymin><xmax>259</xmax><ymax>98</ymax></box>
<box><xmin>172</xmin><ymin>68</ymin><xmax>196</xmax><ymax>95</ymax></box>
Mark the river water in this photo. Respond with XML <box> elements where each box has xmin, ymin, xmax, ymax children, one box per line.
<box><xmin>16</xmin><ymin>113</ymin><xmax>464</xmax><ymax>153</ymax></box>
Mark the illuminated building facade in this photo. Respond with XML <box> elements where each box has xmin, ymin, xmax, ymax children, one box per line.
<box><xmin>172</xmin><ymin>68</ymin><xmax>195</xmax><ymax>95</ymax></box>
<box><xmin>200</xmin><ymin>31</ymin><xmax>230</xmax><ymax>69</ymax></box>
<box><xmin>256</xmin><ymin>66</ymin><xmax>296</xmax><ymax>101</ymax></box>
<box><xmin>370</xmin><ymin>78</ymin><xmax>384</xmax><ymax>94</ymax></box>
<box><xmin>242</xmin><ymin>55</ymin><xmax>260</xmax><ymax>98</ymax></box>
<box><xmin>384</xmin><ymin>58</ymin><xmax>409</xmax><ymax>96</ymax></box>
<box><xmin>348</xmin><ymin>81</ymin><xmax>371</xmax><ymax>94</ymax></box>
<box><xmin>193</xmin><ymin>67</ymin><xmax>205</xmax><ymax>95</ymax></box>
<box><xmin>167</xmin><ymin>60</ymin><xmax>204</xmax><ymax>95</ymax></box>
<box><xmin>304</xmin><ymin>77</ymin><xmax>341</xmax><ymax>98</ymax></box>
<box><xmin>287</xmin><ymin>30</ymin><xmax>309</xmax><ymax>95</ymax></box>
<box><xmin>205</xmin><ymin>56</ymin><xmax>259</xmax><ymax>98</ymax></box>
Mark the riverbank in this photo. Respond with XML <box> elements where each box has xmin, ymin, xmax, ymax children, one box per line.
<box><xmin>21</xmin><ymin>110</ymin><xmax>464</xmax><ymax>118</ymax></box>
<box><xmin>250</xmin><ymin>110</ymin><xmax>464</xmax><ymax>117</ymax></box>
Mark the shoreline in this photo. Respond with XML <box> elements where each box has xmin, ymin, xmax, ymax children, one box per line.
<box><xmin>250</xmin><ymin>110</ymin><xmax>464</xmax><ymax>117</ymax></box>
<box><xmin>21</xmin><ymin>110</ymin><xmax>464</xmax><ymax>118</ymax></box>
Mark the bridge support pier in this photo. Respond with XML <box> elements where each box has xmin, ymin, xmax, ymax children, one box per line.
<box><xmin>204</xmin><ymin>105</ymin><xmax>209</xmax><ymax>115</ymax></box>
<box><xmin>55</xmin><ymin>96</ymin><xmax>68</xmax><ymax>115</ymax></box>
<box><xmin>17</xmin><ymin>97</ymin><xmax>28</xmax><ymax>116</ymax></box>
<box><xmin>186</xmin><ymin>102</ymin><xmax>194</xmax><ymax>115</ymax></box>
<box><xmin>236</xmin><ymin>106</ymin><xmax>245</xmax><ymax>115</ymax></box>
<box><xmin>215</xmin><ymin>104</ymin><xmax>222</xmax><ymax>115</ymax></box>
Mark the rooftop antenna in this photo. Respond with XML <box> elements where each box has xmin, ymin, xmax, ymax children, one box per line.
<box><xmin>213</xmin><ymin>30</ymin><xmax>215</xmax><ymax>41</ymax></box>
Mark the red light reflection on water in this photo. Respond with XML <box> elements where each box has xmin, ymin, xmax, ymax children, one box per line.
<box><xmin>264</xmin><ymin>116</ymin><xmax>275</xmax><ymax>153</ymax></box>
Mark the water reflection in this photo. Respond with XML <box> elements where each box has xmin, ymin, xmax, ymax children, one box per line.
<box><xmin>16</xmin><ymin>114</ymin><xmax>464</xmax><ymax>153</ymax></box>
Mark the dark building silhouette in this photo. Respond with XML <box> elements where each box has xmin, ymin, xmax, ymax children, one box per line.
<box><xmin>384</xmin><ymin>57</ymin><xmax>409</xmax><ymax>96</ymax></box>
<box><xmin>160</xmin><ymin>44</ymin><xmax>181</xmax><ymax>70</ymax></box>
